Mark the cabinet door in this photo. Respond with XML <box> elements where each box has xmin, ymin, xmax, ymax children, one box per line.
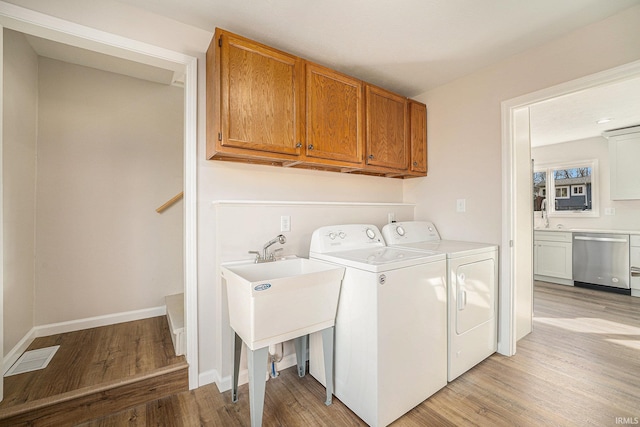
<box><xmin>217</xmin><ymin>29</ymin><xmax>304</xmax><ymax>157</ymax></box>
<box><xmin>306</xmin><ymin>63</ymin><xmax>363</xmax><ymax>165</ymax></box>
<box><xmin>365</xmin><ymin>85</ymin><xmax>408</xmax><ymax>170</ymax></box>
<box><xmin>535</xmin><ymin>241</ymin><xmax>573</xmax><ymax>279</ymax></box>
<box><xmin>609</xmin><ymin>133</ymin><xmax>640</xmax><ymax>200</ymax></box>
<box><xmin>408</xmin><ymin>100</ymin><xmax>427</xmax><ymax>175</ymax></box>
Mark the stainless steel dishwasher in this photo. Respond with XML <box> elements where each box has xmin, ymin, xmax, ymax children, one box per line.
<box><xmin>573</xmin><ymin>233</ymin><xmax>630</xmax><ymax>291</ymax></box>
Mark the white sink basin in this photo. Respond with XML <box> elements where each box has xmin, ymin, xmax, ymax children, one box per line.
<box><xmin>222</xmin><ymin>258</ymin><xmax>345</xmax><ymax>350</ymax></box>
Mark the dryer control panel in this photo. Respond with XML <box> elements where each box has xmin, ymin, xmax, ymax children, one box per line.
<box><xmin>382</xmin><ymin>221</ymin><xmax>441</xmax><ymax>245</ymax></box>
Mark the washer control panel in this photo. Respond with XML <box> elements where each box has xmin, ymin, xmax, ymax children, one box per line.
<box><xmin>310</xmin><ymin>224</ymin><xmax>384</xmax><ymax>253</ymax></box>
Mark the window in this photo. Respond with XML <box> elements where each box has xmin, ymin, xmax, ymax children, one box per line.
<box><xmin>533</xmin><ymin>160</ymin><xmax>598</xmax><ymax>217</ymax></box>
<box><xmin>555</xmin><ymin>186</ymin><xmax>569</xmax><ymax>199</ymax></box>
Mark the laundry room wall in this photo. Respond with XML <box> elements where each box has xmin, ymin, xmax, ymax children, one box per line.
<box><xmin>2</xmin><ymin>29</ymin><xmax>38</xmax><ymax>356</ymax></box>
<box><xmin>404</xmin><ymin>5</ymin><xmax>640</xmax><ymax>245</ymax></box>
<box><xmin>34</xmin><ymin>57</ymin><xmax>184</xmax><ymax>324</ymax></box>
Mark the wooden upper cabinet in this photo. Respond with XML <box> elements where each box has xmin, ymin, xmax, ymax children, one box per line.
<box><xmin>365</xmin><ymin>85</ymin><xmax>408</xmax><ymax>171</ymax></box>
<box><xmin>408</xmin><ymin>100</ymin><xmax>427</xmax><ymax>175</ymax></box>
<box><xmin>207</xmin><ymin>28</ymin><xmax>426</xmax><ymax>178</ymax></box>
<box><xmin>305</xmin><ymin>63</ymin><xmax>364</xmax><ymax>166</ymax></box>
<box><xmin>207</xmin><ymin>28</ymin><xmax>304</xmax><ymax>160</ymax></box>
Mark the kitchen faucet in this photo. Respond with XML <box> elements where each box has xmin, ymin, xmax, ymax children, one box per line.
<box><xmin>249</xmin><ymin>234</ymin><xmax>286</xmax><ymax>263</ymax></box>
<box><xmin>541</xmin><ymin>199</ymin><xmax>549</xmax><ymax>228</ymax></box>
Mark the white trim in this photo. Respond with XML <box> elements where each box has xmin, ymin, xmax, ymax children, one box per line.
<box><xmin>183</xmin><ymin>56</ymin><xmax>199</xmax><ymax>390</ymax></box>
<box><xmin>0</xmin><ymin>22</ymin><xmax>4</xmax><ymax>403</ymax></box>
<box><xmin>212</xmin><ymin>200</ymin><xmax>416</xmax><ymax>207</ymax></box>
<box><xmin>3</xmin><ymin>306</ymin><xmax>165</xmax><ymax>375</ymax></box>
<box><xmin>501</xmin><ymin>59</ymin><xmax>640</xmax><ymax>357</ymax></box>
<box><xmin>212</xmin><ymin>353</ymin><xmax>299</xmax><ymax>393</ymax></box>
<box><xmin>0</xmin><ymin>1</ymin><xmax>199</xmax><ymax>389</ymax></box>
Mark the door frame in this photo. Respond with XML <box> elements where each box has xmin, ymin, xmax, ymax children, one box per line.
<box><xmin>0</xmin><ymin>2</ymin><xmax>199</xmax><ymax>389</ymax></box>
<box><xmin>501</xmin><ymin>59</ymin><xmax>640</xmax><ymax>356</ymax></box>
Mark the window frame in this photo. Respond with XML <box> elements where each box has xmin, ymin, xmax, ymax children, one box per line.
<box><xmin>534</xmin><ymin>159</ymin><xmax>599</xmax><ymax>218</ymax></box>
<box><xmin>555</xmin><ymin>186</ymin><xmax>570</xmax><ymax>199</ymax></box>
<box><xmin>571</xmin><ymin>184</ymin><xmax>586</xmax><ymax>196</ymax></box>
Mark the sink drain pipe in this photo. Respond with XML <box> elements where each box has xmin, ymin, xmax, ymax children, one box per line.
<box><xmin>268</xmin><ymin>343</ymin><xmax>284</xmax><ymax>378</ymax></box>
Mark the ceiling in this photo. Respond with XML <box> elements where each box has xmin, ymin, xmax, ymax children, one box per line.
<box><xmin>530</xmin><ymin>77</ymin><xmax>640</xmax><ymax>147</ymax></box>
<box><xmin>114</xmin><ymin>0</ymin><xmax>640</xmax><ymax>96</ymax></box>
<box><xmin>18</xmin><ymin>0</ymin><xmax>640</xmax><ymax>146</ymax></box>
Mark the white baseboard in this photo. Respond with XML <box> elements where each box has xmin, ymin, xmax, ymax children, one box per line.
<box><xmin>3</xmin><ymin>327</ymin><xmax>37</xmax><ymax>375</ymax></box>
<box><xmin>214</xmin><ymin>353</ymin><xmax>299</xmax><ymax>393</ymax></box>
<box><xmin>3</xmin><ymin>306</ymin><xmax>166</xmax><ymax>375</ymax></box>
<box><xmin>534</xmin><ymin>275</ymin><xmax>574</xmax><ymax>286</ymax></box>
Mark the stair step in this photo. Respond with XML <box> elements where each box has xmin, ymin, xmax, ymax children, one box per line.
<box><xmin>165</xmin><ymin>293</ymin><xmax>185</xmax><ymax>356</ymax></box>
<box><xmin>0</xmin><ymin>361</ymin><xmax>189</xmax><ymax>426</ymax></box>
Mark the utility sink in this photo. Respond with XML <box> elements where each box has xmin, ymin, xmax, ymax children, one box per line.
<box><xmin>222</xmin><ymin>258</ymin><xmax>345</xmax><ymax>350</ymax></box>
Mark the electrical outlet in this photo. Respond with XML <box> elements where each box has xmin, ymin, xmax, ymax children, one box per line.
<box><xmin>456</xmin><ymin>199</ymin><xmax>466</xmax><ymax>213</ymax></box>
<box><xmin>280</xmin><ymin>215</ymin><xmax>291</xmax><ymax>232</ymax></box>
<box><xmin>605</xmin><ymin>208</ymin><xmax>616</xmax><ymax>216</ymax></box>
<box><xmin>388</xmin><ymin>212</ymin><xmax>396</xmax><ymax>223</ymax></box>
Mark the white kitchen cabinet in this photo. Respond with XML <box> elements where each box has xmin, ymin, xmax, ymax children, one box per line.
<box><xmin>630</xmin><ymin>235</ymin><xmax>640</xmax><ymax>297</ymax></box>
<box><xmin>604</xmin><ymin>126</ymin><xmax>640</xmax><ymax>200</ymax></box>
<box><xmin>534</xmin><ymin>231</ymin><xmax>573</xmax><ymax>286</ymax></box>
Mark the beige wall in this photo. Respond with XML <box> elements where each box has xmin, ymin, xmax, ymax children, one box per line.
<box><xmin>3</xmin><ymin>29</ymin><xmax>38</xmax><ymax>356</ymax></box>
<box><xmin>34</xmin><ymin>58</ymin><xmax>184</xmax><ymax>324</ymax></box>
<box><xmin>404</xmin><ymin>5</ymin><xmax>640</xmax><ymax>245</ymax></box>
<box><xmin>533</xmin><ymin>136</ymin><xmax>640</xmax><ymax>231</ymax></box>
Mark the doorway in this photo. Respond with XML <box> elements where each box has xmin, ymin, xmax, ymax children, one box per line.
<box><xmin>501</xmin><ymin>59</ymin><xmax>640</xmax><ymax>355</ymax></box>
<box><xmin>0</xmin><ymin>4</ymin><xmax>198</xmax><ymax>400</ymax></box>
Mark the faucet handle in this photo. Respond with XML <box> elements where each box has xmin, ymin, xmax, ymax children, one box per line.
<box><xmin>248</xmin><ymin>250</ymin><xmax>261</xmax><ymax>263</ymax></box>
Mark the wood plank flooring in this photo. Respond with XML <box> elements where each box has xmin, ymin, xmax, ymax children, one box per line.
<box><xmin>0</xmin><ymin>316</ymin><xmax>188</xmax><ymax>426</ymax></box>
<box><xmin>84</xmin><ymin>282</ymin><xmax>640</xmax><ymax>426</ymax></box>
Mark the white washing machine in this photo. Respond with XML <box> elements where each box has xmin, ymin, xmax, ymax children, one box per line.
<box><xmin>308</xmin><ymin>224</ymin><xmax>447</xmax><ymax>427</ymax></box>
<box><xmin>382</xmin><ymin>221</ymin><xmax>498</xmax><ymax>382</ymax></box>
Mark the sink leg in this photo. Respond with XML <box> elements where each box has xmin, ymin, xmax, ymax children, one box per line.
<box><xmin>321</xmin><ymin>327</ymin><xmax>335</xmax><ymax>406</ymax></box>
<box><xmin>232</xmin><ymin>332</ymin><xmax>242</xmax><ymax>403</ymax></box>
<box><xmin>294</xmin><ymin>335</ymin><xmax>307</xmax><ymax>377</ymax></box>
<box><xmin>248</xmin><ymin>346</ymin><xmax>269</xmax><ymax>427</ymax></box>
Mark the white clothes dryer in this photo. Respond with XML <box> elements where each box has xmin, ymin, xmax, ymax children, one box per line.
<box><xmin>382</xmin><ymin>221</ymin><xmax>498</xmax><ymax>382</ymax></box>
<box><xmin>308</xmin><ymin>224</ymin><xmax>447</xmax><ymax>427</ymax></box>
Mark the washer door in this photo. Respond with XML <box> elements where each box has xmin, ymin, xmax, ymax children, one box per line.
<box><xmin>455</xmin><ymin>258</ymin><xmax>496</xmax><ymax>335</ymax></box>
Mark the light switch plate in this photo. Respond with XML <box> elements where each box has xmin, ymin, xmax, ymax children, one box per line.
<box><xmin>280</xmin><ymin>215</ymin><xmax>291</xmax><ymax>232</ymax></box>
<box><xmin>456</xmin><ymin>199</ymin><xmax>466</xmax><ymax>213</ymax></box>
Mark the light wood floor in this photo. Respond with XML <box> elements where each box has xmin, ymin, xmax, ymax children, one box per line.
<box><xmin>55</xmin><ymin>284</ymin><xmax>640</xmax><ymax>425</ymax></box>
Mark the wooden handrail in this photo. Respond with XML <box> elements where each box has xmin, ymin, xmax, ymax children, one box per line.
<box><xmin>156</xmin><ymin>191</ymin><xmax>183</xmax><ymax>213</ymax></box>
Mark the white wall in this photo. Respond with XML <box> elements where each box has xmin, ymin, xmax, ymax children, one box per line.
<box><xmin>3</xmin><ymin>29</ymin><xmax>38</xmax><ymax>356</ymax></box>
<box><xmin>404</xmin><ymin>5</ymin><xmax>640</xmax><ymax>246</ymax></box>
<box><xmin>34</xmin><ymin>57</ymin><xmax>184</xmax><ymax>324</ymax></box>
<box><xmin>533</xmin><ymin>136</ymin><xmax>640</xmax><ymax>231</ymax></box>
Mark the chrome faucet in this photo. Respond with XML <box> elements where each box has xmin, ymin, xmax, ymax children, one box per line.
<box><xmin>249</xmin><ymin>234</ymin><xmax>286</xmax><ymax>263</ymax></box>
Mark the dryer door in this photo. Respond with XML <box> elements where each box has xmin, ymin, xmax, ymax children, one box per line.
<box><xmin>454</xmin><ymin>258</ymin><xmax>496</xmax><ymax>335</ymax></box>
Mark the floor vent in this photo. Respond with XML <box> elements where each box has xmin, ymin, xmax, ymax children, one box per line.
<box><xmin>4</xmin><ymin>346</ymin><xmax>60</xmax><ymax>377</ymax></box>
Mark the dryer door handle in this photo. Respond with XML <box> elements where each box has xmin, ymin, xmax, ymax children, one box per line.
<box><xmin>458</xmin><ymin>289</ymin><xmax>467</xmax><ymax>310</ymax></box>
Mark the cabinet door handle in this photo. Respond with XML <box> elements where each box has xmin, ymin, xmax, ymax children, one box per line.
<box><xmin>413</xmin><ymin>161</ymin><xmax>418</xmax><ymax>166</ymax></box>
<box><xmin>631</xmin><ymin>267</ymin><xmax>640</xmax><ymax>277</ymax></box>
<box><xmin>308</xmin><ymin>144</ymin><xmax>314</xmax><ymax>150</ymax></box>
<box><xmin>295</xmin><ymin>142</ymin><xmax>302</xmax><ymax>148</ymax></box>
<box><xmin>368</xmin><ymin>154</ymin><xmax>374</xmax><ymax>160</ymax></box>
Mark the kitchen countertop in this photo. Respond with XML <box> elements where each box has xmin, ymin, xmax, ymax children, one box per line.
<box><xmin>534</xmin><ymin>227</ymin><xmax>640</xmax><ymax>235</ymax></box>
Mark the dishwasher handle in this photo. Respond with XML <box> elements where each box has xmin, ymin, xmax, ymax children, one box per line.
<box><xmin>574</xmin><ymin>236</ymin><xmax>628</xmax><ymax>243</ymax></box>
<box><xmin>631</xmin><ymin>267</ymin><xmax>640</xmax><ymax>277</ymax></box>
